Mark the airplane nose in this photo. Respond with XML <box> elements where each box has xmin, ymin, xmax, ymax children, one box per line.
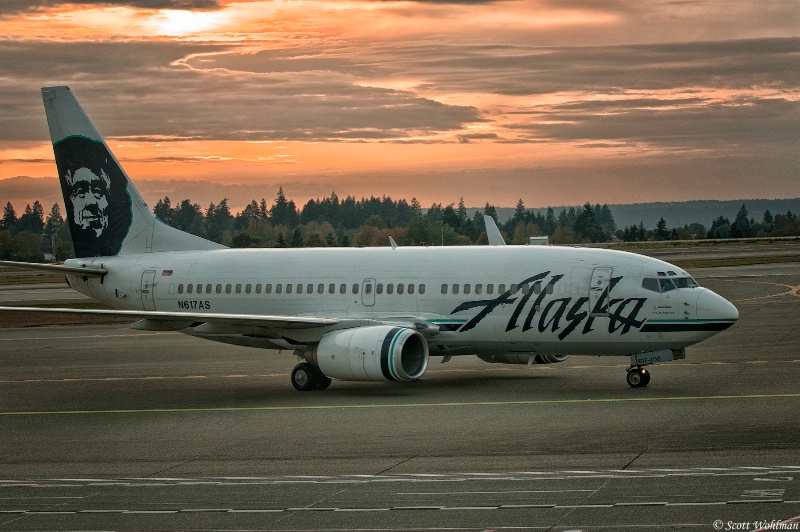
<box><xmin>696</xmin><ymin>288</ymin><xmax>739</xmax><ymax>324</ymax></box>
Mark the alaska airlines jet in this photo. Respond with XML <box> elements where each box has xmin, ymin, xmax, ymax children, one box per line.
<box><xmin>0</xmin><ymin>86</ymin><xmax>739</xmax><ymax>390</ymax></box>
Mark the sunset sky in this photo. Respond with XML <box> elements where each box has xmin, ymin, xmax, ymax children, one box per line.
<box><xmin>0</xmin><ymin>0</ymin><xmax>798</xmax><ymax>212</ymax></box>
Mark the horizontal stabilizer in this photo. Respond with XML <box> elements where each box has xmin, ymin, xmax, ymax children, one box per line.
<box><xmin>0</xmin><ymin>260</ymin><xmax>107</xmax><ymax>276</ymax></box>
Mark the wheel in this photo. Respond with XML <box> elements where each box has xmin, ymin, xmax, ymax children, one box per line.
<box><xmin>311</xmin><ymin>365</ymin><xmax>332</xmax><ymax>390</ymax></box>
<box><xmin>291</xmin><ymin>363</ymin><xmax>317</xmax><ymax>391</ymax></box>
<box><xmin>626</xmin><ymin>368</ymin><xmax>648</xmax><ymax>388</ymax></box>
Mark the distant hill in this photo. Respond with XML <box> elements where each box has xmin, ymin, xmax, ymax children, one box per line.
<box><xmin>494</xmin><ymin>199</ymin><xmax>800</xmax><ymax>229</ymax></box>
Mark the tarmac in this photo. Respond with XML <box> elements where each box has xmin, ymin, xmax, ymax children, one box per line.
<box><xmin>0</xmin><ymin>260</ymin><xmax>797</xmax><ymax>530</ymax></box>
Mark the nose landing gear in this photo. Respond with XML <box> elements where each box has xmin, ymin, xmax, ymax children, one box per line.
<box><xmin>626</xmin><ymin>366</ymin><xmax>651</xmax><ymax>387</ymax></box>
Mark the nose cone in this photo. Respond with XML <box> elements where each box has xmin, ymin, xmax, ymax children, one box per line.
<box><xmin>696</xmin><ymin>288</ymin><xmax>739</xmax><ymax>328</ymax></box>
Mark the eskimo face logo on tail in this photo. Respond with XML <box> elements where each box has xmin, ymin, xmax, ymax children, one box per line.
<box><xmin>53</xmin><ymin>137</ymin><xmax>132</xmax><ymax>257</ymax></box>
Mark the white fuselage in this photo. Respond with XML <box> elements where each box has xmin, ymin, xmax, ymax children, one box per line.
<box><xmin>64</xmin><ymin>245</ymin><xmax>737</xmax><ymax>358</ymax></box>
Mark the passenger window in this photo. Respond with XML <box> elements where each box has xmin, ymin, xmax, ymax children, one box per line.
<box><xmin>475</xmin><ymin>284</ymin><xmax>482</xmax><ymax>295</ymax></box>
<box><xmin>265</xmin><ymin>284</ymin><xmax>272</xmax><ymax>294</ymax></box>
<box><xmin>419</xmin><ymin>284</ymin><xmax>426</xmax><ymax>295</ymax></box>
<box><xmin>235</xmin><ymin>284</ymin><xmax>242</xmax><ymax>294</ymax></box>
<box><xmin>387</xmin><ymin>283</ymin><xmax>394</xmax><ymax>295</ymax></box>
<box><xmin>340</xmin><ymin>284</ymin><xmax>346</xmax><ymax>294</ymax></box>
<box><xmin>452</xmin><ymin>284</ymin><xmax>459</xmax><ymax>295</ymax></box>
<box><xmin>377</xmin><ymin>283</ymin><xmax>384</xmax><ymax>295</ymax></box>
<box><xmin>276</xmin><ymin>284</ymin><xmax>283</xmax><ymax>294</ymax></box>
<box><xmin>521</xmin><ymin>283</ymin><xmax>529</xmax><ymax>295</ymax></box>
<box><xmin>226</xmin><ymin>284</ymin><xmax>232</xmax><ymax>294</ymax></box>
<box><xmin>216</xmin><ymin>284</ymin><xmax>222</xmax><ymax>294</ymax></box>
<box><xmin>296</xmin><ymin>284</ymin><xmax>303</xmax><ymax>294</ymax></box>
<box><xmin>441</xmin><ymin>284</ymin><xmax>448</xmax><ymax>295</ymax></box>
<box><xmin>487</xmin><ymin>284</ymin><xmax>494</xmax><ymax>295</ymax></box>
<box><xmin>187</xmin><ymin>284</ymin><xmax>194</xmax><ymax>294</ymax></box>
<box><xmin>318</xmin><ymin>284</ymin><xmax>324</xmax><ymax>294</ymax></box>
<box><xmin>307</xmin><ymin>284</ymin><xmax>313</xmax><ymax>294</ymax></box>
<box><xmin>510</xmin><ymin>284</ymin><xmax>518</xmax><ymax>293</ymax></box>
<box><xmin>464</xmin><ymin>284</ymin><xmax>470</xmax><ymax>295</ymax></box>
<box><xmin>546</xmin><ymin>284</ymin><xmax>553</xmax><ymax>295</ymax></box>
<box><xmin>206</xmin><ymin>284</ymin><xmax>212</xmax><ymax>294</ymax></box>
<box><xmin>408</xmin><ymin>284</ymin><xmax>415</xmax><ymax>295</ymax></box>
<box><xmin>255</xmin><ymin>284</ymin><xmax>262</xmax><ymax>294</ymax></box>
<box><xmin>245</xmin><ymin>284</ymin><xmax>252</xmax><ymax>294</ymax></box>
<box><xmin>365</xmin><ymin>284</ymin><xmax>373</xmax><ymax>295</ymax></box>
<box><xmin>178</xmin><ymin>284</ymin><xmax>184</xmax><ymax>294</ymax></box>
<box><xmin>397</xmin><ymin>284</ymin><xmax>405</xmax><ymax>295</ymax></box>
<box><xmin>329</xmin><ymin>283</ymin><xmax>335</xmax><ymax>294</ymax></box>
<box><xmin>196</xmin><ymin>284</ymin><xmax>202</xmax><ymax>294</ymax></box>
<box><xmin>498</xmin><ymin>284</ymin><xmax>506</xmax><ymax>293</ymax></box>
<box><xmin>352</xmin><ymin>283</ymin><xmax>359</xmax><ymax>294</ymax></box>
<box><xmin>286</xmin><ymin>284</ymin><xmax>293</xmax><ymax>294</ymax></box>
<box><xmin>533</xmin><ymin>282</ymin><xmax>542</xmax><ymax>295</ymax></box>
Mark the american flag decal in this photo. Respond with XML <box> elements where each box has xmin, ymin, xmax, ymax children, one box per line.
<box><xmin>162</xmin><ymin>270</ymin><xmax>173</xmax><ymax>277</ymax></box>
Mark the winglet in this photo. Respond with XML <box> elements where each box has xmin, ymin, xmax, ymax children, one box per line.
<box><xmin>483</xmin><ymin>215</ymin><xmax>506</xmax><ymax>246</ymax></box>
<box><xmin>389</xmin><ymin>236</ymin><xmax>398</xmax><ymax>250</ymax></box>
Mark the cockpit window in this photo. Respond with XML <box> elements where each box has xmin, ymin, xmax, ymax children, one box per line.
<box><xmin>659</xmin><ymin>278</ymin><xmax>676</xmax><ymax>292</ymax></box>
<box><xmin>642</xmin><ymin>276</ymin><xmax>698</xmax><ymax>293</ymax></box>
<box><xmin>673</xmin><ymin>277</ymin><xmax>698</xmax><ymax>289</ymax></box>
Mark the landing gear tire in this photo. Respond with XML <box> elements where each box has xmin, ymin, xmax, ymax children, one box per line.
<box><xmin>291</xmin><ymin>363</ymin><xmax>317</xmax><ymax>391</ymax></box>
<box><xmin>311</xmin><ymin>365</ymin><xmax>332</xmax><ymax>390</ymax></box>
<box><xmin>626</xmin><ymin>367</ymin><xmax>650</xmax><ymax>388</ymax></box>
<box><xmin>291</xmin><ymin>363</ymin><xmax>332</xmax><ymax>391</ymax></box>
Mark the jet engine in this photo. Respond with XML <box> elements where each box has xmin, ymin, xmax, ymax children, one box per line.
<box><xmin>477</xmin><ymin>353</ymin><xmax>570</xmax><ymax>365</ymax></box>
<box><xmin>304</xmin><ymin>326</ymin><xmax>429</xmax><ymax>382</ymax></box>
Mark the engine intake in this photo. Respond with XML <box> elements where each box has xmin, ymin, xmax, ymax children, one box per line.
<box><xmin>305</xmin><ymin>326</ymin><xmax>429</xmax><ymax>382</ymax></box>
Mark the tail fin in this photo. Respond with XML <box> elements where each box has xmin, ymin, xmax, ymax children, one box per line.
<box><xmin>41</xmin><ymin>86</ymin><xmax>224</xmax><ymax>258</ymax></box>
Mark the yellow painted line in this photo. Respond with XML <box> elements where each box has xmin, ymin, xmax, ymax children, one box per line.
<box><xmin>2</xmin><ymin>360</ymin><xmax>799</xmax><ymax>385</ymax></box>
<box><xmin>1</xmin><ymin>393</ymin><xmax>799</xmax><ymax>417</ymax></box>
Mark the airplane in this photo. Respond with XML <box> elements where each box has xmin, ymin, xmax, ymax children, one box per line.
<box><xmin>0</xmin><ymin>86</ymin><xmax>739</xmax><ymax>390</ymax></box>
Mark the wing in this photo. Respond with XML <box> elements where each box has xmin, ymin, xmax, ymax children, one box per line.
<box><xmin>0</xmin><ymin>305</ymin><xmax>343</xmax><ymax>330</ymax></box>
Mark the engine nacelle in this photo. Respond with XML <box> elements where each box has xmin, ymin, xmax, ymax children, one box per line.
<box><xmin>305</xmin><ymin>326</ymin><xmax>429</xmax><ymax>382</ymax></box>
<box><xmin>477</xmin><ymin>353</ymin><xmax>570</xmax><ymax>365</ymax></box>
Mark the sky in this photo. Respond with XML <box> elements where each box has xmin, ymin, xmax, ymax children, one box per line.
<box><xmin>0</xmin><ymin>0</ymin><xmax>798</xmax><ymax>212</ymax></box>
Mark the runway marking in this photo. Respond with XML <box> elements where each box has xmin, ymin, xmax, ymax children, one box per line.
<box><xmin>1</xmin><ymin>498</ymin><xmax>798</xmax><ymax>516</ymax></box>
<box><xmin>3</xmin><ymin>359</ymin><xmax>799</xmax><ymax>384</ymax></box>
<box><xmin>720</xmin><ymin>278</ymin><xmax>800</xmax><ymax>302</ymax></box>
<box><xmin>1</xmin><ymin>393</ymin><xmax>799</xmax><ymax>417</ymax></box>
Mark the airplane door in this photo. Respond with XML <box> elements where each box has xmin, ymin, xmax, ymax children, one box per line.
<box><xmin>141</xmin><ymin>270</ymin><xmax>156</xmax><ymax>311</ymax></box>
<box><xmin>589</xmin><ymin>267</ymin><xmax>613</xmax><ymax>316</ymax></box>
<box><xmin>362</xmin><ymin>278</ymin><xmax>376</xmax><ymax>307</ymax></box>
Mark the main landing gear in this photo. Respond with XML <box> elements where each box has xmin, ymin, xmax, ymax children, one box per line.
<box><xmin>626</xmin><ymin>366</ymin><xmax>651</xmax><ymax>388</ymax></box>
<box><xmin>291</xmin><ymin>362</ymin><xmax>332</xmax><ymax>391</ymax></box>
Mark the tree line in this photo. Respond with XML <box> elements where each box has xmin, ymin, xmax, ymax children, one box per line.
<box><xmin>1</xmin><ymin>191</ymin><xmax>798</xmax><ymax>262</ymax></box>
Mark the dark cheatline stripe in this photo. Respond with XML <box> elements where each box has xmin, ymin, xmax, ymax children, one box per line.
<box><xmin>380</xmin><ymin>327</ymin><xmax>403</xmax><ymax>381</ymax></box>
<box><xmin>641</xmin><ymin>321</ymin><xmax>735</xmax><ymax>333</ymax></box>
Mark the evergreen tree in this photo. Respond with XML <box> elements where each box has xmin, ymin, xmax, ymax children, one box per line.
<box><xmin>483</xmin><ymin>203</ymin><xmax>498</xmax><ymax>224</ymax></box>
<box><xmin>1</xmin><ymin>202</ymin><xmax>18</xmax><ymax>232</ymax></box>
<box><xmin>154</xmin><ymin>196</ymin><xmax>173</xmax><ymax>225</ymax></box>
<box><xmin>731</xmin><ymin>204</ymin><xmax>751</xmax><ymax>238</ymax></box>
<box><xmin>45</xmin><ymin>203</ymin><xmax>63</xmax><ymax>234</ymax></box>
<box><xmin>654</xmin><ymin>218</ymin><xmax>669</xmax><ymax>240</ymax></box>
<box><xmin>457</xmin><ymin>197</ymin><xmax>467</xmax><ymax>224</ymax></box>
<box><xmin>19</xmin><ymin>201</ymin><xmax>45</xmax><ymax>234</ymax></box>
